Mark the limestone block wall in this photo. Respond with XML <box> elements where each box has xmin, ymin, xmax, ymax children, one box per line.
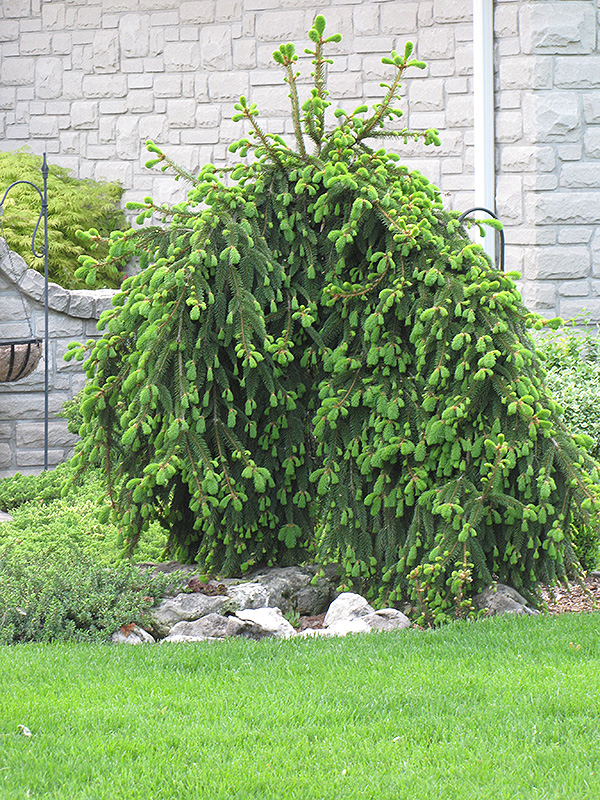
<box><xmin>0</xmin><ymin>0</ymin><xmax>599</xmax><ymax>318</ymax></box>
<box><xmin>0</xmin><ymin>2</ymin><xmax>477</xmax><ymax>220</ymax></box>
<box><xmin>496</xmin><ymin>0</ymin><xmax>600</xmax><ymax>321</ymax></box>
<box><xmin>0</xmin><ymin>238</ymin><xmax>115</xmax><ymax>477</ymax></box>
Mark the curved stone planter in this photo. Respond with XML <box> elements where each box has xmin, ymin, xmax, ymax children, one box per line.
<box><xmin>0</xmin><ymin>238</ymin><xmax>117</xmax><ymax>477</ymax></box>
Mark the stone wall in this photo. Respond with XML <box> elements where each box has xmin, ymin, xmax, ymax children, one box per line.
<box><xmin>496</xmin><ymin>1</ymin><xmax>600</xmax><ymax>320</ymax></box>
<box><xmin>1</xmin><ymin>3</ymin><xmax>477</xmax><ymax>238</ymax></box>
<box><xmin>0</xmin><ymin>238</ymin><xmax>115</xmax><ymax>477</ymax></box>
<box><xmin>3</xmin><ymin>0</ymin><xmax>598</xmax><ymax>318</ymax></box>
<box><xmin>2</xmin><ymin>1</ymin><xmax>600</xmax><ymax>319</ymax></box>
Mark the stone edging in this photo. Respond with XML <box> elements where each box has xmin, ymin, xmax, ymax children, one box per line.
<box><xmin>0</xmin><ymin>237</ymin><xmax>117</xmax><ymax>322</ymax></box>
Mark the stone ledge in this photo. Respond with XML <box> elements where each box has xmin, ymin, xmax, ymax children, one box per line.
<box><xmin>0</xmin><ymin>238</ymin><xmax>118</xmax><ymax>320</ymax></box>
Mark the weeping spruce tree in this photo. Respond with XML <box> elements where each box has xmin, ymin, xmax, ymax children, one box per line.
<box><xmin>70</xmin><ymin>18</ymin><xmax>599</xmax><ymax>622</ymax></box>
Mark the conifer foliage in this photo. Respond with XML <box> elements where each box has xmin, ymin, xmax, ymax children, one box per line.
<box><xmin>0</xmin><ymin>149</ymin><xmax>127</xmax><ymax>289</ymax></box>
<box><xmin>70</xmin><ymin>18</ymin><xmax>599</xmax><ymax>622</ymax></box>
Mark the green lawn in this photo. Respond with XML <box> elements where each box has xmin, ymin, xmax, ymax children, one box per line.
<box><xmin>2</xmin><ymin>612</ymin><xmax>600</xmax><ymax>800</ymax></box>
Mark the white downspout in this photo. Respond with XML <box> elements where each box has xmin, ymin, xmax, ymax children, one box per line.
<box><xmin>472</xmin><ymin>0</ymin><xmax>496</xmax><ymax>264</ymax></box>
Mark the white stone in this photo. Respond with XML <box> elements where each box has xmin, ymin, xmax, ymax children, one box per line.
<box><xmin>433</xmin><ymin>0</ymin><xmax>472</xmax><ymax>23</ymax></box>
<box><xmin>0</xmin><ymin>447</ymin><xmax>11</xmax><ymax>470</ymax></box>
<box><xmin>323</xmin><ymin>618</ymin><xmax>373</xmax><ymax>637</ymax></box>
<box><xmin>149</xmin><ymin>593</ymin><xmax>231</xmax><ymax>638</ymax></box>
<box><xmin>380</xmin><ymin>3</ymin><xmax>418</xmax><ymax>32</ymax></box>
<box><xmin>93</xmin><ymin>30</ymin><xmax>119</xmax><ymax>73</ymax></box>
<box><xmin>111</xmin><ymin>625</ymin><xmax>156</xmax><ymax>644</ymax></box>
<box><xmin>499</xmin><ymin>55</ymin><xmax>553</xmax><ymax>91</ymax></box>
<box><xmin>164</xmin><ymin>41</ymin><xmax>200</xmax><ymax>71</ymax></box>
<box><xmin>119</xmin><ymin>14</ymin><xmax>150</xmax><ymax>58</ymax></box>
<box><xmin>500</xmin><ymin>145</ymin><xmax>555</xmax><ymax>173</ymax></box>
<box><xmin>200</xmin><ymin>26</ymin><xmax>233</xmax><ymax>71</ymax></box>
<box><xmin>163</xmin><ymin>613</ymin><xmax>248</xmax><ymax>642</ymax></box>
<box><xmin>71</xmin><ymin>100</ymin><xmax>98</xmax><ymax>129</ymax></box>
<box><xmin>494</xmin><ymin>5</ymin><xmax>518</xmax><ymax>37</ymax></box>
<box><xmin>532</xmin><ymin>193</ymin><xmax>600</xmax><ymax>226</ymax></box>
<box><xmin>558</xmin><ymin>144</ymin><xmax>583</xmax><ymax>161</ymax></box>
<box><xmin>0</xmin><ymin>20</ymin><xmax>19</xmax><ymax>41</ymax></box>
<box><xmin>1</xmin><ymin>58</ymin><xmax>35</xmax><ymax>87</ymax></box>
<box><xmin>446</xmin><ymin>94</ymin><xmax>473</xmax><ymax>127</ymax></box>
<box><xmin>417</xmin><ymin>25</ymin><xmax>454</xmax><ymax>59</ymax></box>
<box><xmin>227</xmin><ymin>582</ymin><xmax>269</xmax><ymax>610</ymax></box>
<box><xmin>495</xmin><ymin>110</ymin><xmax>522</xmax><ymax>143</ymax></box>
<box><xmin>327</xmin><ymin>72</ymin><xmax>363</xmax><ymax>99</ymax></box>
<box><xmin>561</xmin><ymin>164</ymin><xmax>600</xmax><ymax>189</ymax></box>
<box><xmin>583</xmin><ymin>92</ymin><xmax>600</xmax><ymax>125</ymax></box>
<box><xmin>232</xmin><ymin>39</ymin><xmax>257</xmax><ymax>69</ymax></box>
<box><xmin>520</xmin><ymin>3</ymin><xmax>596</xmax><ymax>55</ymax></box>
<box><xmin>151</xmin><ymin>75</ymin><xmax>180</xmax><ymax>99</ymax></box>
<box><xmin>522</xmin><ymin>93</ymin><xmax>580</xmax><ymax>143</ymax></box>
<box><xmin>166</xmin><ymin>98</ymin><xmax>197</xmax><ymax>128</ymax></box>
<box><xmin>20</xmin><ymin>33</ymin><xmax>52</xmax><ymax>56</ymax></box>
<box><xmin>3</xmin><ymin>0</ymin><xmax>30</xmax><ymax>17</ymax></box>
<box><xmin>115</xmin><ymin>115</ymin><xmax>140</xmax><ymax>159</ymax></box>
<box><xmin>496</xmin><ymin>174</ymin><xmax>523</xmax><ymax>224</ymax></box>
<box><xmin>208</xmin><ymin>71</ymin><xmax>249</xmax><ymax>101</ymax></box>
<box><xmin>559</xmin><ymin>280</ymin><xmax>590</xmax><ymax>298</ymax></box>
<box><xmin>555</xmin><ymin>56</ymin><xmax>600</xmax><ymax>89</ymax></box>
<box><xmin>82</xmin><ymin>74</ymin><xmax>128</xmax><ymax>98</ymax></box>
<box><xmin>455</xmin><ymin>43</ymin><xmax>473</xmax><ymax>76</ymax></box>
<box><xmin>127</xmin><ymin>90</ymin><xmax>154</xmax><ymax>114</ymax></box>
<box><xmin>255</xmin><ymin>9</ymin><xmax>306</xmax><ymax>41</ymax></box>
<box><xmin>584</xmin><ymin>129</ymin><xmax>600</xmax><ymax>159</ymax></box>
<box><xmin>520</xmin><ymin>281</ymin><xmax>556</xmax><ymax>311</ymax></box>
<box><xmin>324</xmin><ymin>592</ymin><xmax>374</xmax><ymax>627</ymax></box>
<box><xmin>235</xmin><ymin>607</ymin><xmax>295</xmax><ymax>638</ymax></box>
<box><xmin>533</xmin><ymin>246</ymin><xmax>590</xmax><ymax>280</ymax></box>
<box><xmin>180</xmin><ymin>1</ymin><xmax>215</xmax><ymax>24</ymax></box>
<box><xmin>409</xmin><ymin>78</ymin><xmax>444</xmax><ymax>111</ymax></box>
<box><xmin>362</xmin><ymin>609</ymin><xmax>411</xmax><ymax>631</ymax></box>
<box><xmin>559</xmin><ymin>298</ymin><xmax>600</xmax><ymax>323</ymax></box>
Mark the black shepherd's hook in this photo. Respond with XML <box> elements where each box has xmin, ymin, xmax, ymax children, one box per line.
<box><xmin>0</xmin><ymin>154</ymin><xmax>50</xmax><ymax>470</ymax></box>
<box><xmin>458</xmin><ymin>206</ymin><xmax>505</xmax><ymax>273</ymax></box>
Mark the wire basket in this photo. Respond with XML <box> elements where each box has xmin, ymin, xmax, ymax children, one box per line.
<box><xmin>0</xmin><ymin>338</ymin><xmax>43</xmax><ymax>382</ymax></box>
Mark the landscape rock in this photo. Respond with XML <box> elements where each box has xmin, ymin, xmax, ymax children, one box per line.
<box><xmin>361</xmin><ymin>608</ymin><xmax>411</xmax><ymax>632</ymax></box>
<box><xmin>148</xmin><ymin>593</ymin><xmax>233</xmax><ymax>638</ymax></box>
<box><xmin>227</xmin><ymin>582</ymin><xmax>270</xmax><ymax>611</ymax></box>
<box><xmin>323</xmin><ymin>617</ymin><xmax>373</xmax><ymax>637</ymax></box>
<box><xmin>163</xmin><ymin>613</ymin><xmax>250</xmax><ymax>643</ymax></box>
<box><xmin>234</xmin><ymin>607</ymin><xmax>296</xmax><ymax>639</ymax></box>
<box><xmin>111</xmin><ymin>625</ymin><xmax>155</xmax><ymax>645</ymax></box>
<box><xmin>323</xmin><ymin>592</ymin><xmax>375</xmax><ymax>628</ymax></box>
<box><xmin>240</xmin><ymin>565</ymin><xmax>339</xmax><ymax>616</ymax></box>
<box><xmin>474</xmin><ymin>583</ymin><xmax>539</xmax><ymax>617</ymax></box>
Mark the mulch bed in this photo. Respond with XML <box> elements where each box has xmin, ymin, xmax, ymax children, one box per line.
<box><xmin>540</xmin><ymin>573</ymin><xmax>600</xmax><ymax>615</ymax></box>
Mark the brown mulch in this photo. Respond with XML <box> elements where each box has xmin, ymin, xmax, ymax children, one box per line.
<box><xmin>540</xmin><ymin>573</ymin><xmax>600</xmax><ymax>615</ymax></box>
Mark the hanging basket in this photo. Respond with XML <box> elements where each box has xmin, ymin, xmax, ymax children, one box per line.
<box><xmin>0</xmin><ymin>338</ymin><xmax>43</xmax><ymax>383</ymax></box>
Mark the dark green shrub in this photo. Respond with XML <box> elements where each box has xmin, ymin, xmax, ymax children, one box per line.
<box><xmin>69</xmin><ymin>19</ymin><xmax>599</xmax><ymax>623</ymax></box>
<box><xmin>0</xmin><ymin>148</ymin><xmax>127</xmax><ymax>289</ymax></box>
<box><xmin>0</xmin><ymin>543</ymin><xmax>178</xmax><ymax>644</ymax></box>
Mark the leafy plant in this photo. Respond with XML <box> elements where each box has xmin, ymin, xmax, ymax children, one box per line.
<box><xmin>68</xmin><ymin>18</ymin><xmax>599</xmax><ymax>623</ymax></box>
<box><xmin>538</xmin><ymin>318</ymin><xmax>600</xmax><ymax>460</ymax></box>
<box><xmin>0</xmin><ymin>464</ymin><xmax>169</xmax><ymax>565</ymax></box>
<box><xmin>0</xmin><ymin>148</ymin><xmax>127</xmax><ymax>289</ymax></box>
<box><xmin>0</xmin><ymin>460</ymin><xmax>77</xmax><ymax>512</ymax></box>
<box><xmin>536</xmin><ymin>318</ymin><xmax>600</xmax><ymax>571</ymax></box>
<box><xmin>0</xmin><ymin>542</ymin><xmax>178</xmax><ymax>644</ymax></box>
